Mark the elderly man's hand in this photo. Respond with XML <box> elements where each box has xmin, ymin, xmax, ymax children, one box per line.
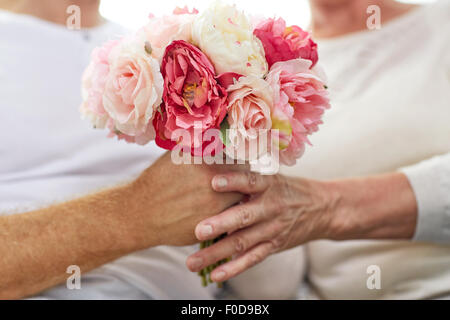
<box><xmin>129</xmin><ymin>152</ymin><xmax>248</xmax><ymax>248</ymax></box>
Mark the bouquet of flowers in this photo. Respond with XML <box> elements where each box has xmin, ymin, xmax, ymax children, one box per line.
<box><xmin>80</xmin><ymin>1</ymin><xmax>330</xmax><ymax>286</ymax></box>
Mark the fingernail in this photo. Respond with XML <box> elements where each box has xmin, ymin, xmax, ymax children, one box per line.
<box><xmin>198</xmin><ymin>224</ymin><xmax>213</xmax><ymax>237</ymax></box>
<box><xmin>188</xmin><ymin>257</ymin><xmax>203</xmax><ymax>270</ymax></box>
<box><xmin>214</xmin><ymin>177</ymin><xmax>228</xmax><ymax>189</ymax></box>
<box><xmin>213</xmin><ymin>270</ymin><xmax>226</xmax><ymax>282</ymax></box>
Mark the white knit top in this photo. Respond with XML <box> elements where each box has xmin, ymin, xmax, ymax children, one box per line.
<box><xmin>228</xmin><ymin>1</ymin><xmax>450</xmax><ymax>300</ymax></box>
<box><xmin>278</xmin><ymin>0</ymin><xmax>450</xmax><ymax>299</ymax></box>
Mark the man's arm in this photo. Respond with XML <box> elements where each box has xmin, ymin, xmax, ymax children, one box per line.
<box><xmin>0</xmin><ymin>153</ymin><xmax>244</xmax><ymax>299</ymax></box>
<box><xmin>0</xmin><ymin>184</ymin><xmax>146</xmax><ymax>299</ymax></box>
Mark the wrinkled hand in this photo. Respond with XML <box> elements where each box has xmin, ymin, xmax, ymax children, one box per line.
<box><xmin>186</xmin><ymin>171</ymin><xmax>335</xmax><ymax>282</ymax></box>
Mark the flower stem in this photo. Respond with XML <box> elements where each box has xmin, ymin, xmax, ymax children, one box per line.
<box><xmin>198</xmin><ymin>236</ymin><xmax>231</xmax><ymax>288</ymax></box>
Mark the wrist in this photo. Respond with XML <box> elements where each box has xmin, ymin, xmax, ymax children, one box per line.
<box><xmin>287</xmin><ymin>177</ymin><xmax>341</xmax><ymax>242</ymax></box>
<box><xmin>312</xmin><ymin>179</ymin><xmax>346</xmax><ymax>240</ymax></box>
<box><xmin>124</xmin><ymin>177</ymin><xmax>163</xmax><ymax>250</ymax></box>
<box><xmin>324</xmin><ymin>173</ymin><xmax>418</xmax><ymax>241</ymax></box>
<box><xmin>322</xmin><ymin>178</ymin><xmax>362</xmax><ymax>240</ymax></box>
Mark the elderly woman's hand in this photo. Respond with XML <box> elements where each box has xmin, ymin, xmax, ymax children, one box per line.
<box><xmin>186</xmin><ymin>171</ymin><xmax>418</xmax><ymax>282</ymax></box>
<box><xmin>185</xmin><ymin>171</ymin><xmax>336</xmax><ymax>282</ymax></box>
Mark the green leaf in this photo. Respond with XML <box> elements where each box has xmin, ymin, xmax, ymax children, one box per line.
<box><xmin>219</xmin><ymin>118</ymin><xmax>230</xmax><ymax>147</ymax></box>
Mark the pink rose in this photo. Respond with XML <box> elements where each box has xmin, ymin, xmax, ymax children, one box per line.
<box><xmin>139</xmin><ymin>8</ymin><xmax>197</xmax><ymax>61</ymax></box>
<box><xmin>80</xmin><ymin>40</ymin><xmax>120</xmax><ymax>128</ymax></box>
<box><xmin>105</xmin><ymin>118</ymin><xmax>155</xmax><ymax>145</ymax></box>
<box><xmin>172</xmin><ymin>6</ymin><xmax>199</xmax><ymax>15</ymax></box>
<box><xmin>154</xmin><ymin>40</ymin><xmax>229</xmax><ymax>156</ymax></box>
<box><xmin>266</xmin><ymin>59</ymin><xmax>330</xmax><ymax>165</ymax></box>
<box><xmin>225</xmin><ymin>76</ymin><xmax>274</xmax><ymax>161</ymax></box>
<box><xmin>254</xmin><ymin>18</ymin><xmax>318</xmax><ymax>68</ymax></box>
<box><xmin>102</xmin><ymin>37</ymin><xmax>164</xmax><ymax>145</ymax></box>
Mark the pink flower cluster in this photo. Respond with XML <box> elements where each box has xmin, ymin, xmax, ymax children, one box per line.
<box><xmin>254</xmin><ymin>18</ymin><xmax>318</xmax><ymax>69</ymax></box>
<box><xmin>80</xmin><ymin>3</ymin><xmax>330</xmax><ymax>166</ymax></box>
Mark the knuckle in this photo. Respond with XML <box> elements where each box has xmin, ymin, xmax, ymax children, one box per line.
<box><xmin>247</xmin><ymin>251</ymin><xmax>264</xmax><ymax>267</ymax></box>
<box><xmin>262</xmin><ymin>196</ymin><xmax>283</xmax><ymax>218</ymax></box>
<box><xmin>271</xmin><ymin>220</ymin><xmax>286</xmax><ymax>234</ymax></box>
<box><xmin>271</xmin><ymin>236</ymin><xmax>285</xmax><ymax>250</ymax></box>
<box><xmin>233</xmin><ymin>235</ymin><xmax>247</xmax><ymax>253</ymax></box>
<box><xmin>271</xmin><ymin>192</ymin><xmax>288</xmax><ymax>212</ymax></box>
<box><xmin>246</xmin><ymin>171</ymin><xmax>258</xmax><ymax>188</ymax></box>
<box><xmin>270</xmin><ymin>239</ymin><xmax>281</xmax><ymax>250</ymax></box>
<box><xmin>272</xmin><ymin>174</ymin><xmax>284</xmax><ymax>186</ymax></box>
<box><xmin>273</xmin><ymin>175</ymin><xmax>288</xmax><ymax>194</ymax></box>
<box><xmin>271</xmin><ymin>229</ymin><xmax>290</xmax><ymax>250</ymax></box>
<box><xmin>276</xmin><ymin>198</ymin><xmax>289</xmax><ymax>213</ymax></box>
<box><xmin>237</xmin><ymin>207</ymin><xmax>253</xmax><ymax>228</ymax></box>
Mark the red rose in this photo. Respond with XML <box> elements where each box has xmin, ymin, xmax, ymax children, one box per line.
<box><xmin>254</xmin><ymin>18</ymin><xmax>318</xmax><ymax>68</ymax></box>
<box><xmin>154</xmin><ymin>40</ymin><xmax>229</xmax><ymax>156</ymax></box>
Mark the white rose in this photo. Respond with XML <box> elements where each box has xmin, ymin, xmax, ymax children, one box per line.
<box><xmin>191</xmin><ymin>1</ymin><xmax>268</xmax><ymax>77</ymax></box>
<box><xmin>138</xmin><ymin>12</ymin><xmax>196</xmax><ymax>62</ymax></box>
<box><xmin>102</xmin><ymin>37</ymin><xmax>164</xmax><ymax>142</ymax></box>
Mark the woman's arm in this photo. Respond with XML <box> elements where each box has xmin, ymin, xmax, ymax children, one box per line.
<box><xmin>0</xmin><ymin>153</ymin><xmax>244</xmax><ymax>299</ymax></box>
<box><xmin>400</xmin><ymin>153</ymin><xmax>450</xmax><ymax>243</ymax></box>
<box><xmin>186</xmin><ymin>170</ymin><xmax>418</xmax><ymax>282</ymax></box>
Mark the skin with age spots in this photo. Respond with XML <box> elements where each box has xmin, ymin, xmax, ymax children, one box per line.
<box><xmin>188</xmin><ymin>171</ymin><xmax>417</xmax><ymax>283</ymax></box>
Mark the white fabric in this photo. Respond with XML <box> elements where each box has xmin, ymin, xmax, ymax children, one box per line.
<box><xmin>0</xmin><ymin>10</ymin><xmax>216</xmax><ymax>300</ymax></box>
<box><xmin>225</xmin><ymin>246</ymin><xmax>306</xmax><ymax>300</ymax></box>
<box><xmin>0</xmin><ymin>9</ymin><xmax>301</xmax><ymax>300</ymax></box>
<box><xmin>280</xmin><ymin>1</ymin><xmax>450</xmax><ymax>299</ymax></box>
<box><xmin>401</xmin><ymin>154</ymin><xmax>450</xmax><ymax>244</ymax></box>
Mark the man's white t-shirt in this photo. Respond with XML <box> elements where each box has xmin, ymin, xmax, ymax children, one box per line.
<box><xmin>0</xmin><ymin>10</ymin><xmax>218</xmax><ymax>299</ymax></box>
<box><xmin>0</xmin><ymin>9</ymin><xmax>306</xmax><ymax>300</ymax></box>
